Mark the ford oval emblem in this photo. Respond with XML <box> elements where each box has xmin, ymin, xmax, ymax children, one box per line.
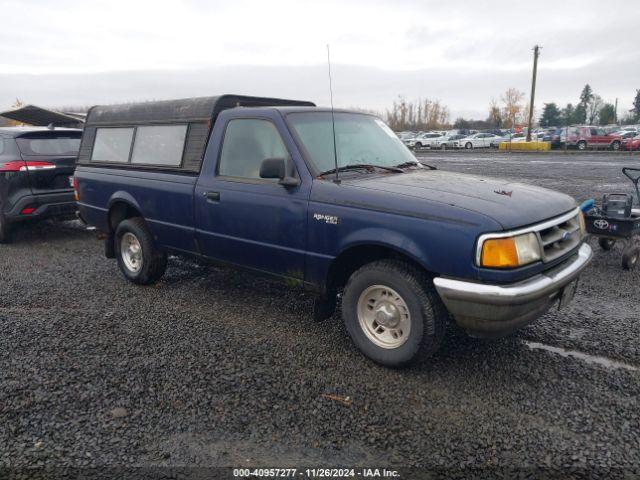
<box><xmin>593</xmin><ymin>219</ymin><xmax>609</xmax><ymax>230</ymax></box>
<box><xmin>561</xmin><ymin>231</ymin><xmax>570</xmax><ymax>241</ymax></box>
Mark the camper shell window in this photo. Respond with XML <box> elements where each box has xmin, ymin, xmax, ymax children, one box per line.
<box><xmin>91</xmin><ymin>128</ymin><xmax>134</xmax><ymax>163</ymax></box>
<box><xmin>78</xmin><ymin>95</ymin><xmax>315</xmax><ymax>172</ymax></box>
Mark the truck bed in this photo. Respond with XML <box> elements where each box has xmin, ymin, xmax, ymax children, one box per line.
<box><xmin>76</xmin><ymin>166</ymin><xmax>198</xmax><ymax>253</ymax></box>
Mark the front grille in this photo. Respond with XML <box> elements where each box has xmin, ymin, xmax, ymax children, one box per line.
<box><xmin>537</xmin><ymin>213</ymin><xmax>582</xmax><ymax>262</ymax></box>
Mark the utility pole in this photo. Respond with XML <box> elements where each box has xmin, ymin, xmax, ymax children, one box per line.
<box><xmin>526</xmin><ymin>45</ymin><xmax>540</xmax><ymax>142</ymax></box>
<box><xmin>614</xmin><ymin>98</ymin><xmax>618</xmax><ymax>124</ymax></box>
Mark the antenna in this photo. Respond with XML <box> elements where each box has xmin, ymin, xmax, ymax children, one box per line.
<box><xmin>327</xmin><ymin>44</ymin><xmax>340</xmax><ymax>184</ymax></box>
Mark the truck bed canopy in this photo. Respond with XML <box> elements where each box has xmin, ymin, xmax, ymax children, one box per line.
<box><xmin>78</xmin><ymin>94</ymin><xmax>315</xmax><ymax>172</ymax></box>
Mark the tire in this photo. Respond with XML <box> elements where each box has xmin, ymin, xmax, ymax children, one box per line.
<box><xmin>598</xmin><ymin>238</ymin><xmax>616</xmax><ymax>251</ymax></box>
<box><xmin>0</xmin><ymin>213</ymin><xmax>11</xmax><ymax>244</ymax></box>
<box><xmin>414</xmin><ymin>142</ymin><xmax>422</xmax><ymax>150</ymax></box>
<box><xmin>621</xmin><ymin>246</ymin><xmax>639</xmax><ymax>271</ymax></box>
<box><xmin>114</xmin><ymin>217</ymin><xmax>167</xmax><ymax>285</ymax></box>
<box><xmin>611</xmin><ymin>141</ymin><xmax>621</xmax><ymax>151</ymax></box>
<box><xmin>440</xmin><ymin>143</ymin><xmax>447</xmax><ymax>150</ymax></box>
<box><xmin>465</xmin><ymin>142</ymin><xmax>472</xmax><ymax>149</ymax></box>
<box><xmin>577</xmin><ymin>140</ymin><xmax>587</xmax><ymax>151</ymax></box>
<box><xmin>341</xmin><ymin>259</ymin><xmax>447</xmax><ymax>367</ymax></box>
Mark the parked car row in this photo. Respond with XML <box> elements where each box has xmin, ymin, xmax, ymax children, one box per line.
<box><xmin>398</xmin><ymin>130</ymin><xmax>529</xmax><ymax>150</ymax></box>
<box><xmin>398</xmin><ymin>124</ymin><xmax>640</xmax><ymax>151</ymax></box>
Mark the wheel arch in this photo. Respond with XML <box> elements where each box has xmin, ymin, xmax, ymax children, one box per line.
<box><xmin>107</xmin><ymin>192</ymin><xmax>143</xmax><ymax>233</ymax></box>
<box><xmin>325</xmin><ymin>240</ymin><xmax>433</xmax><ymax>296</ymax></box>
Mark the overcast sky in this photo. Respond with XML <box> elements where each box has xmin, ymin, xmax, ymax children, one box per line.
<box><xmin>1</xmin><ymin>0</ymin><xmax>638</xmax><ymax>119</ymax></box>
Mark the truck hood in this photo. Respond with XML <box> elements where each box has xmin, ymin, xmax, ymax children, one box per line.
<box><xmin>345</xmin><ymin>170</ymin><xmax>576</xmax><ymax>230</ymax></box>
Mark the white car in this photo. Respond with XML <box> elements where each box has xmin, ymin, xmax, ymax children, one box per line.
<box><xmin>454</xmin><ymin>133</ymin><xmax>505</xmax><ymax>149</ymax></box>
<box><xmin>433</xmin><ymin>133</ymin><xmax>467</xmax><ymax>149</ymax></box>
<box><xmin>411</xmin><ymin>132</ymin><xmax>444</xmax><ymax>150</ymax></box>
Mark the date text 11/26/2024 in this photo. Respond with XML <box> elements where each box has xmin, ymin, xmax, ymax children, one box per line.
<box><xmin>233</xmin><ymin>468</ymin><xmax>401</xmax><ymax>478</ymax></box>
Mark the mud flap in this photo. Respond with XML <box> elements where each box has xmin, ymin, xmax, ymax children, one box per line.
<box><xmin>105</xmin><ymin>233</ymin><xmax>115</xmax><ymax>258</ymax></box>
<box><xmin>313</xmin><ymin>294</ymin><xmax>337</xmax><ymax>322</ymax></box>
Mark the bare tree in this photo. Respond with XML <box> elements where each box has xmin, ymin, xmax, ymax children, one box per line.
<box><xmin>587</xmin><ymin>94</ymin><xmax>604</xmax><ymax>125</ymax></box>
<box><xmin>501</xmin><ymin>88</ymin><xmax>525</xmax><ymax>128</ymax></box>
<box><xmin>385</xmin><ymin>96</ymin><xmax>450</xmax><ymax>131</ymax></box>
<box><xmin>487</xmin><ymin>98</ymin><xmax>502</xmax><ymax>127</ymax></box>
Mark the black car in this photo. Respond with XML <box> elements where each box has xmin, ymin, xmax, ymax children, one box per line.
<box><xmin>0</xmin><ymin>127</ymin><xmax>81</xmax><ymax>242</ymax></box>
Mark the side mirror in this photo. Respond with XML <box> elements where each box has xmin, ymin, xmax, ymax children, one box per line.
<box><xmin>259</xmin><ymin>158</ymin><xmax>285</xmax><ymax>179</ymax></box>
<box><xmin>259</xmin><ymin>158</ymin><xmax>299</xmax><ymax>187</ymax></box>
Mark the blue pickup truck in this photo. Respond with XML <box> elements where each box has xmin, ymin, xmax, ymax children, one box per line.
<box><xmin>75</xmin><ymin>95</ymin><xmax>593</xmax><ymax>367</ymax></box>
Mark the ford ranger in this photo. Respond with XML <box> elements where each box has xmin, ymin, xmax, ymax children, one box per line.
<box><xmin>74</xmin><ymin>95</ymin><xmax>593</xmax><ymax>367</ymax></box>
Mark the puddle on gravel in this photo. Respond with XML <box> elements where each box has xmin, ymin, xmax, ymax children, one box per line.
<box><xmin>525</xmin><ymin>341</ymin><xmax>638</xmax><ymax>372</ymax></box>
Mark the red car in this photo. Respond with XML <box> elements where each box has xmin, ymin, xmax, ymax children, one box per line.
<box><xmin>560</xmin><ymin>126</ymin><xmax>623</xmax><ymax>150</ymax></box>
<box><xmin>622</xmin><ymin>134</ymin><xmax>640</xmax><ymax>151</ymax></box>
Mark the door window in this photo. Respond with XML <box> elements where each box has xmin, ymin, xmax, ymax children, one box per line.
<box><xmin>218</xmin><ymin>119</ymin><xmax>289</xmax><ymax>180</ymax></box>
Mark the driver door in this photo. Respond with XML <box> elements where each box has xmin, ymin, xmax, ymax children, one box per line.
<box><xmin>194</xmin><ymin>118</ymin><xmax>309</xmax><ymax>280</ymax></box>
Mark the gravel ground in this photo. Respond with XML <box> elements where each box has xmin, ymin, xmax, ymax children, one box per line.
<box><xmin>1</xmin><ymin>151</ymin><xmax>640</xmax><ymax>477</ymax></box>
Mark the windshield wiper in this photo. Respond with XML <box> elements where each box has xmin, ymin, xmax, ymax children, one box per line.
<box><xmin>318</xmin><ymin>163</ymin><xmax>403</xmax><ymax>177</ymax></box>
<box><xmin>394</xmin><ymin>161</ymin><xmax>437</xmax><ymax>170</ymax></box>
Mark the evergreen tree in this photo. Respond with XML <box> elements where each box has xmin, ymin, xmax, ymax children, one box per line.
<box><xmin>560</xmin><ymin>103</ymin><xmax>575</xmax><ymax>126</ymax></box>
<box><xmin>539</xmin><ymin>103</ymin><xmax>561</xmax><ymax>126</ymax></box>
<box><xmin>573</xmin><ymin>104</ymin><xmax>587</xmax><ymax>124</ymax></box>
<box><xmin>598</xmin><ymin>104</ymin><xmax>616</xmax><ymax>125</ymax></box>
<box><xmin>579</xmin><ymin>84</ymin><xmax>593</xmax><ymax>107</ymax></box>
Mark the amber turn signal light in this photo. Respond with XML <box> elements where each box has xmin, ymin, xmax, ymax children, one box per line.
<box><xmin>480</xmin><ymin>238</ymin><xmax>519</xmax><ymax>268</ymax></box>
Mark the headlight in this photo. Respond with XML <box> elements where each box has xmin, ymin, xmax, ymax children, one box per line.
<box><xmin>479</xmin><ymin>232</ymin><xmax>541</xmax><ymax>268</ymax></box>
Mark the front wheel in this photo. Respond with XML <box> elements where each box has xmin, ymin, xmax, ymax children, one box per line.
<box><xmin>577</xmin><ymin>140</ymin><xmax>587</xmax><ymax>151</ymax></box>
<box><xmin>465</xmin><ymin>142</ymin><xmax>472</xmax><ymax>149</ymax></box>
<box><xmin>115</xmin><ymin>217</ymin><xmax>167</xmax><ymax>284</ymax></box>
<box><xmin>440</xmin><ymin>143</ymin><xmax>447</xmax><ymax>150</ymax></box>
<box><xmin>341</xmin><ymin>260</ymin><xmax>447</xmax><ymax>367</ymax></box>
<box><xmin>611</xmin><ymin>141</ymin><xmax>621</xmax><ymax>151</ymax></box>
<box><xmin>414</xmin><ymin>142</ymin><xmax>422</xmax><ymax>150</ymax></box>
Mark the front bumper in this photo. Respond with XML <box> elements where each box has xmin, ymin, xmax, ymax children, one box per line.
<box><xmin>433</xmin><ymin>243</ymin><xmax>593</xmax><ymax>338</ymax></box>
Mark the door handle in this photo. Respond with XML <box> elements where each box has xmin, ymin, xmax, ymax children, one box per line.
<box><xmin>203</xmin><ymin>191</ymin><xmax>220</xmax><ymax>201</ymax></box>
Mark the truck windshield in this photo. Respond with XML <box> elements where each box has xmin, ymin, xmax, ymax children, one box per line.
<box><xmin>287</xmin><ymin>112</ymin><xmax>417</xmax><ymax>175</ymax></box>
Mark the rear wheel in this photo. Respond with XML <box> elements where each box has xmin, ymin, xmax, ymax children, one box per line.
<box><xmin>341</xmin><ymin>259</ymin><xmax>447</xmax><ymax>367</ymax></box>
<box><xmin>465</xmin><ymin>142</ymin><xmax>472</xmax><ymax>149</ymax></box>
<box><xmin>622</xmin><ymin>245</ymin><xmax>639</xmax><ymax>270</ymax></box>
<box><xmin>115</xmin><ymin>217</ymin><xmax>167</xmax><ymax>284</ymax></box>
<box><xmin>0</xmin><ymin>214</ymin><xmax>11</xmax><ymax>244</ymax></box>
<box><xmin>598</xmin><ymin>238</ymin><xmax>616</xmax><ymax>251</ymax></box>
<box><xmin>577</xmin><ymin>140</ymin><xmax>587</xmax><ymax>151</ymax></box>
